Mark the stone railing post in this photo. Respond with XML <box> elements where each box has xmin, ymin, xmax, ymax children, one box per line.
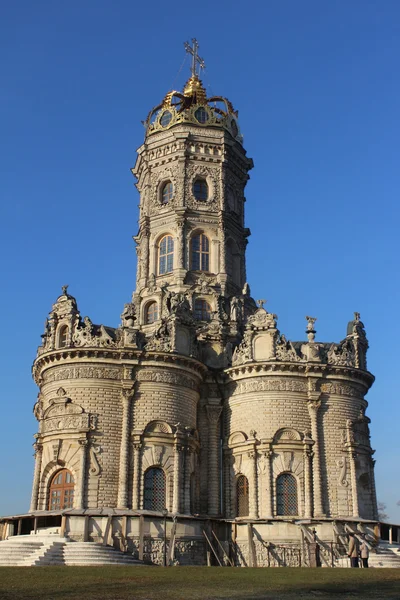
<box><xmin>77</xmin><ymin>439</ymin><xmax>89</xmax><ymax>509</ymax></box>
<box><xmin>206</xmin><ymin>405</ymin><xmax>223</xmax><ymax>517</ymax></box>
<box><xmin>307</xmin><ymin>398</ymin><xmax>324</xmax><ymax>517</ymax></box>
<box><xmin>30</xmin><ymin>442</ymin><xmax>43</xmax><ymax>512</ymax></box>
<box><xmin>117</xmin><ymin>387</ymin><xmax>134</xmax><ymax>508</ymax></box>
<box><xmin>131</xmin><ymin>438</ymin><xmax>142</xmax><ymax>510</ymax></box>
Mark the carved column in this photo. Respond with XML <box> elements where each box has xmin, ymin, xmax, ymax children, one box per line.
<box><xmin>117</xmin><ymin>388</ymin><xmax>133</xmax><ymax>508</ymax></box>
<box><xmin>140</xmin><ymin>220</ymin><xmax>150</xmax><ymax>286</ymax></box>
<box><xmin>184</xmin><ymin>446</ymin><xmax>192</xmax><ymax>514</ymax></box>
<box><xmin>30</xmin><ymin>442</ymin><xmax>43</xmax><ymax>512</ymax></box>
<box><xmin>264</xmin><ymin>448</ymin><xmax>273</xmax><ymax>519</ymax></box>
<box><xmin>307</xmin><ymin>398</ymin><xmax>324</xmax><ymax>517</ymax></box>
<box><xmin>172</xmin><ymin>441</ymin><xmax>183</xmax><ymax>513</ymax></box>
<box><xmin>77</xmin><ymin>439</ymin><xmax>89</xmax><ymax>509</ymax></box>
<box><xmin>206</xmin><ymin>405</ymin><xmax>222</xmax><ymax>517</ymax></box>
<box><xmin>224</xmin><ymin>449</ymin><xmax>232</xmax><ymax>518</ymax></box>
<box><xmin>303</xmin><ymin>443</ymin><xmax>313</xmax><ymax>519</ymax></box>
<box><xmin>248</xmin><ymin>449</ymin><xmax>259</xmax><ymax>519</ymax></box>
<box><xmin>349</xmin><ymin>450</ymin><xmax>360</xmax><ymax>517</ymax></box>
<box><xmin>369</xmin><ymin>457</ymin><xmax>378</xmax><ymax>520</ymax></box>
<box><xmin>176</xmin><ymin>217</ymin><xmax>185</xmax><ymax>269</ymax></box>
<box><xmin>132</xmin><ymin>440</ymin><xmax>141</xmax><ymax>510</ymax></box>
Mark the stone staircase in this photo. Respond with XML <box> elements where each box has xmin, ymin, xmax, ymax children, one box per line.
<box><xmin>335</xmin><ymin>543</ymin><xmax>400</xmax><ymax>568</ymax></box>
<box><xmin>0</xmin><ymin>536</ymin><xmax>144</xmax><ymax>567</ymax></box>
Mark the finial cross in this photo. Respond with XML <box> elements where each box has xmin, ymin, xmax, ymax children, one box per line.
<box><xmin>184</xmin><ymin>38</ymin><xmax>205</xmax><ymax>77</ymax></box>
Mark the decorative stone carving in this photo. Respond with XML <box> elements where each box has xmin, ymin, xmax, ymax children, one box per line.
<box><xmin>276</xmin><ymin>334</ymin><xmax>301</xmax><ymax>362</ymax></box>
<box><xmin>327</xmin><ymin>340</ymin><xmax>356</xmax><ymax>367</ymax></box>
<box><xmin>73</xmin><ymin>318</ymin><xmax>117</xmax><ymax>348</ymax></box>
<box><xmin>43</xmin><ymin>366</ymin><xmax>121</xmax><ymax>382</ymax></box>
<box><xmin>152</xmin><ymin>445</ymin><xmax>165</xmax><ymax>465</ymax></box>
<box><xmin>89</xmin><ymin>442</ymin><xmax>101</xmax><ymax>476</ymax></box>
<box><xmin>137</xmin><ymin>369</ymin><xmax>198</xmax><ymax>390</ymax></box>
<box><xmin>121</xmin><ymin>303</ymin><xmax>136</xmax><ymax>328</ymax></box>
<box><xmin>320</xmin><ymin>382</ymin><xmax>361</xmax><ymax>397</ymax></box>
<box><xmin>337</xmin><ymin>457</ymin><xmax>349</xmax><ymax>487</ymax></box>
<box><xmin>145</xmin><ymin>420</ymin><xmax>173</xmax><ymax>434</ymax></box>
<box><xmin>274</xmin><ymin>428</ymin><xmax>302</xmax><ymax>442</ymax></box>
<box><xmin>232</xmin><ymin>378</ymin><xmax>307</xmax><ymax>395</ymax></box>
<box><xmin>232</xmin><ymin>454</ymin><xmax>242</xmax><ymax>474</ymax></box>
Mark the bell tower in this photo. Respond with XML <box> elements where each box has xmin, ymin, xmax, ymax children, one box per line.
<box><xmin>131</xmin><ymin>41</ymin><xmax>253</xmax><ymax>340</ymax></box>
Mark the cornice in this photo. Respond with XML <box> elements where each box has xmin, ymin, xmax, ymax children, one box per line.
<box><xmin>224</xmin><ymin>361</ymin><xmax>374</xmax><ymax>391</ymax></box>
<box><xmin>33</xmin><ymin>347</ymin><xmax>208</xmax><ymax>385</ymax></box>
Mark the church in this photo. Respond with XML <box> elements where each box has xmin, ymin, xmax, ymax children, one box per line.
<box><xmin>1</xmin><ymin>41</ymin><xmax>379</xmax><ymax>566</ymax></box>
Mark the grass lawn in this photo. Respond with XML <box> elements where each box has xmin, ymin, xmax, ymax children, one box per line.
<box><xmin>0</xmin><ymin>566</ymin><xmax>399</xmax><ymax>600</ymax></box>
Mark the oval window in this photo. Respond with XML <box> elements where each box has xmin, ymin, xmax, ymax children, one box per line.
<box><xmin>160</xmin><ymin>111</ymin><xmax>172</xmax><ymax>127</ymax></box>
<box><xmin>193</xmin><ymin>179</ymin><xmax>208</xmax><ymax>201</ymax></box>
<box><xmin>194</xmin><ymin>107</ymin><xmax>209</xmax><ymax>124</ymax></box>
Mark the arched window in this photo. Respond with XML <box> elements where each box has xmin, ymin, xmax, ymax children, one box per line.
<box><xmin>161</xmin><ymin>181</ymin><xmax>173</xmax><ymax>204</ymax></box>
<box><xmin>191</xmin><ymin>233</ymin><xmax>210</xmax><ymax>271</ymax></box>
<box><xmin>194</xmin><ymin>299</ymin><xmax>212</xmax><ymax>321</ymax></box>
<box><xmin>49</xmin><ymin>469</ymin><xmax>74</xmax><ymax>510</ymax></box>
<box><xmin>276</xmin><ymin>473</ymin><xmax>298</xmax><ymax>516</ymax></box>
<box><xmin>58</xmin><ymin>325</ymin><xmax>69</xmax><ymax>349</ymax></box>
<box><xmin>158</xmin><ymin>235</ymin><xmax>174</xmax><ymax>275</ymax></box>
<box><xmin>236</xmin><ymin>475</ymin><xmax>249</xmax><ymax>517</ymax></box>
<box><xmin>145</xmin><ymin>301</ymin><xmax>158</xmax><ymax>324</ymax></box>
<box><xmin>193</xmin><ymin>179</ymin><xmax>208</xmax><ymax>201</ymax></box>
<box><xmin>143</xmin><ymin>467</ymin><xmax>166</xmax><ymax>511</ymax></box>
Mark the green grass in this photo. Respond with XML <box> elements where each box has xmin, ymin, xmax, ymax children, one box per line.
<box><xmin>0</xmin><ymin>566</ymin><xmax>399</xmax><ymax>600</ymax></box>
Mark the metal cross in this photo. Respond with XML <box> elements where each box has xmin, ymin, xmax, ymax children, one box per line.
<box><xmin>184</xmin><ymin>38</ymin><xmax>205</xmax><ymax>77</ymax></box>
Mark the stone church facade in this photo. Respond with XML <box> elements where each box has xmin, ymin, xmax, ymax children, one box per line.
<box><xmin>7</xmin><ymin>59</ymin><xmax>379</xmax><ymax>565</ymax></box>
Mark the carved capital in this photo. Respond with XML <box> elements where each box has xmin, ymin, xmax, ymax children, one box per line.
<box><xmin>206</xmin><ymin>405</ymin><xmax>222</xmax><ymax>424</ymax></box>
<box><xmin>307</xmin><ymin>399</ymin><xmax>321</xmax><ymax>415</ymax></box>
<box><xmin>79</xmin><ymin>439</ymin><xmax>89</xmax><ymax>449</ymax></box>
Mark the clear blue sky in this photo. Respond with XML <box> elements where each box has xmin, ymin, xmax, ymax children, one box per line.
<box><xmin>1</xmin><ymin>1</ymin><xmax>399</xmax><ymax>522</ymax></box>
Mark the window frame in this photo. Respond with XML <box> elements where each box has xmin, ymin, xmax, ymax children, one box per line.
<box><xmin>48</xmin><ymin>469</ymin><xmax>75</xmax><ymax>511</ymax></box>
<box><xmin>276</xmin><ymin>472</ymin><xmax>298</xmax><ymax>516</ymax></box>
<box><xmin>158</xmin><ymin>235</ymin><xmax>174</xmax><ymax>275</ymax></box>
<box><xmin>143</xmin><ymin>467</ymin><xmax>166</xmax><ymax>512</ymax></box>
<box><xmin>145</xmin><ymin>301</ymin><xmax>159</xmax><ymax>324</ymax></box>
<box><xmin>194</xmin><ymin>299</ymin><xmax>212</xmax><ymax>321</ymax></box>
<box><xmin>193</xmin><ymin>178</ymin><xmax>208</xmax><ymax>202</ymax></box>
<box><xmin>191</xmin><ymin>233</ymin><xmax>210</xmax><ymax>272</ymax></box>
<box><xmin>236</xmin><ymin>474</ymin><xmax>249</xmax><ymax>517</ymax></box>
<box><xmin>161</xmin><ymin>181</ymin><xmax>173</xmax><ymax>204</ymax></box>
<box><xmin>58</xmin><ymin>325</ymin><xmax>69</xmax><ymax>349</ymax></box>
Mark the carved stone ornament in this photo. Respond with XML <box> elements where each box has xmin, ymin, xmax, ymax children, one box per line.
<box><xmin>232</xmin><ymin>454</ymin><xmax>242</xmax><ymax>475</ymax></box>
<box><xmin>337</xmin><ymin>457</ymin><xmax>349</xmax><ymax>487</ymax></box>
<box><xmin>231</xmin><ymin>378</ymin><xmax>307</xmax><ymax>395</ymax></box>
<box><xmin>276</xmin><ymin>334</ymin><xmax>302</xmax><ymax>362</ymax></box>
<box><xmin>73</xmin><ymin>318</ymin><xmax>118</xmax><ymax>349</ymax></box>
<box><xmin>137</xmin><ymin>369</ymin><xmax>198</xmax><ymax>390</ymax></box>
<box><xmin>247</xmin><ymin>307</ymin><xmax>277</xmax><ymax>330</ymax></box>
<box><xmin>43</xmin><ymin>366</ymin><xmax>121</xmax><ymax>383</ymax></box>
<box><xmin>327</xmin><ymin>340</ymin><xmax>356</xmax><ymax>367</ymax></box>
<box><xmin>42</xmin><ymin>397</ymin><xmax>96</xmax><ymax>435</ymax></box>
<box><xmin>89</xmin><ymin>442</ymin><xmax>101</xmax><ymax>476</ymax></box>
<box><xmin>152</xmin><ymin>445</ymin><xmax>165</xmax><ymax>465</ymax></box>
<box><xmin>121</xmin><ymin>303</ymin><xmax>136</xmax><ymax>328</ymax></box>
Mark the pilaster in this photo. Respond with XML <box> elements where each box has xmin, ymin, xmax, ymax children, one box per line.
<box><xmin>30</xmin><ymin>442</ymin><xmax>43</xmax><ymax>512</ymax></box>
<box><xmin>206</xmin><ymin>405</ymin><xmax>222</xmax><ymax>517</ymax></box>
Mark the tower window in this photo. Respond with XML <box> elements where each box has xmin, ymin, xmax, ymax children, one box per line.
<box><xmin>145</xmin><ymin>301</ymin><xmax>158</xmax><ymax>324</ymax></box>
<box><xmin>158</xmin><ymin>235</ymin><xmax>174</xmax><ymax>275</ymax></box>
<box><xmin>144</xmin><ymin>467</ymin><xmax>166</xmax><ymax>511</ymax></box>
<box><xmin>193</xmin><ymin>179</ymin><xmax>208</xmax><ymax>201</ymax></box>
<box><xmin>161</xmin><ymin>181</ymin><xmax>173</xmax><ymax>204</ymax></box>
<box><xmin>160</xmin><ymin>110</ymin><xmax>172</xmax><ymax>127</ymax></box>
<box><xmin>58</xmin><ymin>325</ymin><xmax>69</xmax><ymax>349</ymax></box>
<box><xmin>236</xmin><ymin>475</ymin><xmax>249</xmax><ymax>517</ymax></box>
<box><xmin>191</xmin><ymin>233</ymin><xmax>210</xmax><ymax>271</ymax></box>
<box><xmin>49</xmin><ymin>469</ymin><xmax>75</xmax><ymax>510</ymax></box>
<box><xmin>276</xmin><ymin>473</ymin><xmax>298</xmax><ymax>516</ymax></box>
<box><xmin>194</xmin><ymin>299</ymin><xmax>212</xmax><ymax>321</ymax></box>
<box><xmin>194</xmin><ymin>106</ymin><xmax>209</xmax><ymax>124</ymax></box>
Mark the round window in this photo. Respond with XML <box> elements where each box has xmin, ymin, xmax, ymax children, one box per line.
<box><xmin>194</xmin><ymin>107</ymin><xmax>209</xmax><ymax>124</ymax></box>
<box><xmin>160</xmin><ymin>111</ymin><xmax>172</xmax><ymax>127</ymax></box>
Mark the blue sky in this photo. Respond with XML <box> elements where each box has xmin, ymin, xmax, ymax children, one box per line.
<box><xmin>1</xmin><ymin>1</ymin><xmax>399</xmax><ymax>522</ymax></box>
